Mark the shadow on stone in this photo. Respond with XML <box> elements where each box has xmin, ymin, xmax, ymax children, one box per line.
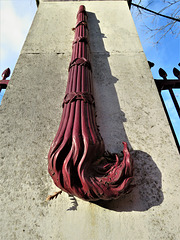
<box><xmin>88</xmin><ymin>11</ymin><xmax>163</xmax><ymax>211</ymax></box>
<box><xmin>93</xmin><ymin>150</ymin><xmax>163</xmax><ymax>211</ymax></box>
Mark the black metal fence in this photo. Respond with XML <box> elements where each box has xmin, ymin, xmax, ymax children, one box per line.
<box><xmin>149</xmin><ymin>62</ymin><xmax>180</xmax><ymax>153</ymax></box>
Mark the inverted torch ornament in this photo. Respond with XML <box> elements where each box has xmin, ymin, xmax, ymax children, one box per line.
<box><xmin>48</xmin><ymin>5</ymin><xmax>134</xmax><ymax>201</ymax></box>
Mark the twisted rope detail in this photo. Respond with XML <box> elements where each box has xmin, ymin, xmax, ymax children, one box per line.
<box><xmin>72</xmin><ymin>21</ymin><xmax>88</xmax><ymax>31</ymax></box>
<box><xmin>73</xmin><ymin>36</ymin><xmax>88</xmax><ymax>45</ymax></box>
<box><xmin>62</xmin><ymin>92</ymin><xmax>95</xmax><ymax>108</ymax></box>
<box><xmin>68</xmin><ymin>58</ymin><xmax>91</xmax><ymax>71</ymax></box>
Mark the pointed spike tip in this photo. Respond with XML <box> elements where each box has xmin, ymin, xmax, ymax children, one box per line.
<box><xmin>173</xmin><ymin>67</ymin><xmax>180</xmax><ymax>79</ymax></box>
<box><xmin>148</xmin><ymin>61</ymin><xmax>154</xmax><ymax>68</ymax></box>
<box><xmin>159</xmin><ymin>68</ymin><xmax>167</xmax><ymax>80</ymax></box>
<box><xmin>1</xmin><ymin>68</ymin><xmax>10</xmax><ymax>80</ymax></box>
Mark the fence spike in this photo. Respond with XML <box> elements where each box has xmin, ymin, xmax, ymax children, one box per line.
<box><xmin>148</xmin><ymin>61</ymin><xmax>154</xmax><ymax>68</ymax></box>
<box><xmin>1</xmin><ymin>68</ymin><xmax>10</xmax><ymax>80</ymax></box>
<box><xmin>159</xmin><ymin>68</ymin><xmax>167</xmax><ymax>80</ymax></box>
<box><xmin>173</xmin><ymin>67</ymin><xmax>180</xmax><ymax>80</ymax></box>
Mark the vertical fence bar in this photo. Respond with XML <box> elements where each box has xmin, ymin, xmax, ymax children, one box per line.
<box><xmin>154</xmin><ymin>76</ymin><xmax>180</xmax><ymax>153</ymax></box>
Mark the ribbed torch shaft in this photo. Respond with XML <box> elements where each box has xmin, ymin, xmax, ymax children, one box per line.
<box><xmin>48</xmin><ymin>5</ymin><xmax>133</xmax><ymax>201</ymax></box>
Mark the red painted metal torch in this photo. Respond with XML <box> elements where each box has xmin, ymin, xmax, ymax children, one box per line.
<box><xmin>48</xmin><ymin>5</ymin><xmax>133</xmax><ymax>201</ymax></box>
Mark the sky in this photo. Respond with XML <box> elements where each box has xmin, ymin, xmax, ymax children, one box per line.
<box><xmin>0</xmin><ymin>0</ymin><xmax>179</xmax><ymax>144</ymax></box>
<box><xmin>131</xmin><ymin>0</ymin><xmax>180</xmax><ymax>145</ymax></box>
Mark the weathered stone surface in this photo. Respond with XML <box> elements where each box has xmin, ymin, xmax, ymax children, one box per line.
<box><xmin>1</xmin><ymin>2</ymin><xmax>179</xmax><ymax>240</ymax></box>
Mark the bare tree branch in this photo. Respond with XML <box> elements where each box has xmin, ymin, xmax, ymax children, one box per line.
<box><xmin>131</xmin><ymin>2</ymin><xmax>180</xmax><ymax>22</ymax></box>
<box><xmin>131</xmin><ymin>0</ymin><xmax>180</xmax><ymax>43</ymax></box>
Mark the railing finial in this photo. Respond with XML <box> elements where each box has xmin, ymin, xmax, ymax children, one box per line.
<box><xmin>1</xmin><ymin>68</ymin><xmax>10</xmax><ymax>80</ymax></box>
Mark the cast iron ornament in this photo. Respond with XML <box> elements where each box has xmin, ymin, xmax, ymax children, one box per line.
<box><xmin>48</xmin><ymin>5</ymin><xmax>134</xmax><ymax>201</ymax></box>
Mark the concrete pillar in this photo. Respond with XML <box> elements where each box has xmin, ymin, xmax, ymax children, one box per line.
<box><xmin>1</xmin><ymin>1</ymin><xmax>179</xmax><ymax>239</ymax></box>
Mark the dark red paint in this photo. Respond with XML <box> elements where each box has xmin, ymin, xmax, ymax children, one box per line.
<box><xmin>0</xmin><ymin>68</ymin><xmax>10</xmax><ymax>92</ymax></box>
<box><xmin>48</xmin><ymin>6</ymin><xmax>133</xmax><ymax>201</ymax></box>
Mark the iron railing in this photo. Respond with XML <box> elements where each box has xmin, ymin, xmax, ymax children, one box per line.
<box><xmin>0</xmin><ymin>68</ymin><xmax>10</xmax><ymax>92</ymax></box>
<box><xmin>150</xmin><ymin>62</ymin><xmax>180</xmax><ymax>153</ymax></box>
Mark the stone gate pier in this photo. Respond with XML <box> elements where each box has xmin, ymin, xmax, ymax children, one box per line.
<box><xmin>1</xmin><ymin>1</ymin><xmax>180</xmax><ymax>239</ymax></box>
